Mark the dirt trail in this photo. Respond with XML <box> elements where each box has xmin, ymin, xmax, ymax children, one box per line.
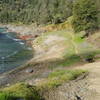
<box><xmin>75</xmin><ymin>61</ymin><xmax>100</xmax><ymax>100</ymax></box>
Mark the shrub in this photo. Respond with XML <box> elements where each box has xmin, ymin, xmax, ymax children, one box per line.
<box><xmin>0</xmin><ymin>92</ymin><xmax>16</xmax><ymax>100</ymax></box>
<box><xmin>37</xmin><ymin>69</ymin><xmax>87</xmax><ymax>91</ymax></box>
<box><xmin>0</xmin><ymin>0</ymin><xmax>73</xmax><ymax>24</ymax></box>
<box><xmin>72</xmin><ymin>0</ymin><xmax>98</xmax><ymax>32</ymax></box>
<box><xmin>3</xmin><ymin>83</ymin><xmax>42</xmax><ymax>100</ymax></box>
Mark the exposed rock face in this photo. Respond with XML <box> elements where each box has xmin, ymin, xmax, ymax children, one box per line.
<box><xmin>40</xmin><ymin>75</ymin><xmax>95</xmax><ymax>100</ymax></box>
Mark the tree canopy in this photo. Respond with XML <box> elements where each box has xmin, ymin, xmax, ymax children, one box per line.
<box><xmin>0</xmin><ymin>0</ymin><xmax>73</xmax><ymax>24</ymax></box>
<box><xmin>72</xmin><ymin>0</ymin><xmax>99</xmax><ymax>32</ymax></box>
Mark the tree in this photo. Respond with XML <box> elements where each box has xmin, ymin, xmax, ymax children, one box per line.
<box><xmin>72</xmin><ymin>0</ymin><xmax>98</xmax><ymax>33</ymax></box>
<box><xmin>0</xmin><ymin>0</ymin><xmax>74</xmax><ymax>24</ymax></box>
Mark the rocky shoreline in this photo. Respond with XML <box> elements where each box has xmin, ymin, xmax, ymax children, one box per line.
<box><xmin>0</xmin><ymin>24</ymin><xmax>46</xmax><ymax>87</ymax></box>
<box><xmin>0</xmin><ymin>24</ymin><xmax>44</xmax><ymax>45</ymax></box>
<box><xmin>0</xmin><ymin>24</ymin><xmax>37</xmax><ymax>86</ymax></box>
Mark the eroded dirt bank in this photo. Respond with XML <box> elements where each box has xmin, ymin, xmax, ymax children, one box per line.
<box><xmin>0</xmin><ymin>61</ymin><xmax>100</xmax><ymax>100</ymax></box>
<box><xmin>75</xmin><ymin>61</ymin><xmax>100</xmax><ymax>100</ymax></box>
<box><xmin>39</xmin><ymin>74</ymin><xmax>94</xmax><ymax>100</ymax></box>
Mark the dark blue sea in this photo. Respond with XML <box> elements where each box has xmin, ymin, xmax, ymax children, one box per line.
<box><xmin>0</xmin><ymin>27</ymin><xmax>33</xmax><ymax>74</ymax></box>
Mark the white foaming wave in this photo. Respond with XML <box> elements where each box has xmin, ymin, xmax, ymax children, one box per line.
<box><xmin>6</xmin><ymin>34</ymin><xmax>25</xmax><ymax>46</ymax></box>
<box><xmin>19</xmin><ymin>42</ymin><xmax>24</xmax><ymax>45</ymax></box>
<box><xmin>13</xmin><ymin>39</ymin><xmax>21</xmax><ymax>41</ymax></box>
<box><xmin>6</xmin><ymin>34</ymin><xmax>21</xmax><ymax>42</ymax></box>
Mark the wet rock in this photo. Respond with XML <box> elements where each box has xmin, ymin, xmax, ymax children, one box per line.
<box><xmin>34</xmin><ymin>34</ymin><xmax>39</xmax><ymax>38</ymax></box>
<box><xmin>75</xmin><ymin>94</ymin><xmax>81</xmax><ymax>100</ymax></box>
<box><xmin>85</xmin><ymin>58</ymin><xmax>94</xmax><ymax>63</ymax></box>
<box><xmin>25</xmin><ymin>68</ymin><xmax>34</xmax><ymax>73</ymax></box>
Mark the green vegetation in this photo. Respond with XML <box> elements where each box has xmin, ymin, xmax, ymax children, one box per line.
<box><xmin>2</xmin><ymin>83</ymin><xmax>41</xmax><ymax>100</ymax></box>
<box><xmin>0</xmin><ymin>0</ymin><xmax>73</xmax><ymax>24</ymax></box>
<box><xmin>96</xmin><ymin>0</ymin><xmax>100</xmax><ymax>27</ymax></box>
<box><xmin>0</xmin><ymin>0</ymin><xmax>99</xmax><ymax>100</ymax></box>
<box><xmin>35</xmin><ymin>69</ymin><xmax>87</xmax><ymax>91</ymax></box>
<box><xmin>0</xmin><ymin>0</ymin><xmax>99</xmax><ymax>27</ymax></box>
<box><xmin>72</xmin><ymin>0</ymin><xmax>98</xmax><ymax>32</ymax></box>
<box><xmin>0</xmin><ymin>69</ymin><xmax>86</xmax><ymax>100</ymax></box>
<box><xmin>34</xmin><ymin>22</ymin><xmax>99</xmax><ymax>69</ymax></box>
<box><xmin>0</xmin><ymin>92</ymin><xmax>16</xmax><ymax>100</ymax></box>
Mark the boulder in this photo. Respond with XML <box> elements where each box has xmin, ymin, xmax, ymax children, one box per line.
<box><xmin>85</xmin><ymin>58</ymin><xmax>94</xmax><ymax>63</ymax></box>
<box><xmin>25</xmin><ymin>68</ymin><xmax>34</xmax><ymax>73</ymax></box>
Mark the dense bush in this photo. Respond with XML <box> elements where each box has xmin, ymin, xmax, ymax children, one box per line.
<box><xmin>1</xmin><ymin>83</ymin><xmax>42</xmax><ymax>100</ymax></box>
<box><xmin>72</xmin><ymin>0</ymin><xmax>98</xmax><ymax>32</ymax></box>
<box><xmin>0</xmin><ymin>0</ymin><xmax>73</xmax><ymax>24</ymax></box>
<box><xmin>0</xmin><ymin>92</ymin><xmax>17</xmax><ymax>100</ymax></box>
<box><xmin>0</xmin><ymin>70</ymin><xmax>86</xmax><ymax>100</ymax></box>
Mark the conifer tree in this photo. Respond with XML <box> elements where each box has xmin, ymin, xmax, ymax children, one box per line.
<box><xmin>72</xmin><ymin>0</ymin><xmax>98</xmax><ymax>33</ymax></box>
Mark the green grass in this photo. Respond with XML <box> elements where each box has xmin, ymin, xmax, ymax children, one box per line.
<box><xmin>0</xmin><ymin>92</ymin><xmax>16</xmax><ymax>100</ymax></box>
<box><xmin>48</xmin><ymin>55</ymin><xmax>81</xmax><ymax>70</ymax></box>
<box><xmin>0</xmin><ymin>69</ymin><xmax>87</xmax><ymax>100</ymax></box>
<box><xmin>33</xmin><ymin>27</ymin><xmax>100</xmax><ymax>70</ymax></box>
<box><xmin>36</xmin><ymin>69</ymin><xmax>87</xmax><ymax>91</ymax></box>
<box><xmin>2</xmin><ymin>83</ymin><xmax>41</xmax><ymax>100</ymax></box>
<box><xmin>59</xmin><ymin>55</ymin><xmax>81</xmax><ymax>67</ymax></box>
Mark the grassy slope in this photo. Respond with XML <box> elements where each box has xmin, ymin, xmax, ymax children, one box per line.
<box><xmin>36</xmin><ymin>69</ymin><xmax>87</xmax><ymax>91</ymax></box>
<box><xmin>0</xmin><ymin>17</ymin><xmax>99</xmax><ymax>100</ymax></box>
<box><xmin>0</xmin><ymin>69</ymin><xmax>87</xmax><ymax>100</ymax></box>
<box><xmin>1</xmin><ymin>83</ymin><xmax>41</xmax><ymax>100</ymax></box>
<box><xmin>33</xmin><ymin>17</ymin><xmax>99</xmax><ymax>69</ymax></box>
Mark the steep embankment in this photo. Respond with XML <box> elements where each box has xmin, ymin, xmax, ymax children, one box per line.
<box><xmin>0</xmin><ymin>18</ymin><xmax>99</xmax><ymax>100</ymax></box>
<box><xmin>0</xmin><ymin>18</ymin><xmax>99</xmax><ymax>87</ymax></box>
<box><xmin>32</xmin><ymin>22</ymin><xmax>99</xmax><ymax>63</ymax></box>
<box><xmin>75</xmin><ymin>61</ymin><xmax>100</xmax><ymax>100</ymax></box>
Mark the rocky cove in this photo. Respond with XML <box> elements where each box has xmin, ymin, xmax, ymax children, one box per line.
<box><xmin>0</xmin><ymin>24</ymin><xmax>44</xmax><ymax>40</ymax></box>
<box><xmin>0</xmin><ymin>24</ymin><xmax>46</xmax><ymax>87</ymax></box>
<box><xmin>0</xmin><ymin>0</ymin><xmax>99</xmax><ymax>99</ymax></box>
<box><xmin>0</xmin><ymin>23</ymin><xmax>99</xmax><ymax>100</ymax></box>
<box><xmin>0</xmin><ymin>26</ymin><xmax>34</xmax><ymax>74</ymax></box>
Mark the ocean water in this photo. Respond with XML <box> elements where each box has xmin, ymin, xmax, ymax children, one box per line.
<box><xmin>0</xmin><ymin>27</ymin><xmax>33</xmax><ymax>74</ymax></box>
